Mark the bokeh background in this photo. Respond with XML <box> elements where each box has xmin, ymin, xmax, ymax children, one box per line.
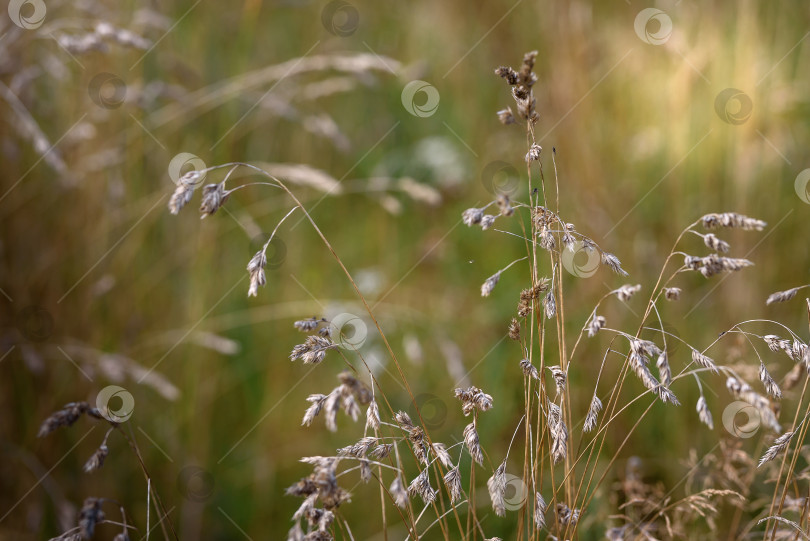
<box><xmin>1</xmin><ymin>0</ymin><xmax>809</xmax><ymax>538</ymax></box>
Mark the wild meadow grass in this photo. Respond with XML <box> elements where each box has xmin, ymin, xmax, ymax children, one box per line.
<box><xmin>2</xmin><ymin>1</ymin><xmax>810</xmax><ymax>540</ymax></box>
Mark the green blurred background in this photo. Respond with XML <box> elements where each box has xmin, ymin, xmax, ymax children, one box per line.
<box><xmin>1</xmin><ymin>0</ymin><xmax>809</xmax><ymax>538</ymax></box>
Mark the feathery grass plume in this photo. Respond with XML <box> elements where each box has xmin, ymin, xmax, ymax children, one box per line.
<box><xmin>168</xmin><ymin>171</ymin><xmax>204</xmax><ymax>215</ymax></box>
<box><xmin>726</xmin><ymin>376</ymin><xmax>781</xmax><ymax>432</ymax></box>
<box><xmin>295</xmin><ymin>317</ymin><xmax>325</xmax><ymax>332</ymax></box>
<box><xmin>38</xmin><ymin>402</ymin><xmax>103</xmax><ymax>437</ymax></box>
<box><xmin>369</xmin><ymin>443</ymin><xmax>393</xmax><ymax>459</ymax></box>
<box><xmin>199</xmin><ymin>183</ymin><xmax>230</xmax><ymax>218</ymax></box>
<box><xmin>763</xmin><ymin>334</ymin><xmax>792</xmax><ymax>355</ymax></box>
<box><xmin>462</xmin><ymin>207</ymin><xmax>485</xmax><ymax>226</ymax></box>
<box><xmin>79</xmin><ymin>498</ymin><xmax>105</xmax><ymax>539</ymax></box>
<box><xmin>359</xmin><ymin>459</ymin><xmax>372</xmax><ymax>483</ymax></box>
<box><xmin>519</xmin><ymin>50</ymin><xmax>539</xmax><ymax>81</ymax></box>
<box><xmin>517</xmin><ymin>279</ymin><xmax>550</xmax><ymax>317</ymax></box>
<box><xmin>537</xmin><ymin>226</ymin><xmax>556</xmax><ymax>251</ymax></box>
<box><xmin>587</xmin><ymin>314</ymin><xmax>606</xmax><ymax>337</ymax></box>
<box><xmin>83</xmin><ymin>443</ymin><xmax>109</xmax><ymax>473</ymax></box>
<box><xmin>684</xmin><ymin>253</ymin><xmax>754</xmax><ymax>278</ymax></box>
<box><xmin>443</xmin><ymin>467</ymin><xmax>462</xmax><ymax>503</ymax></box>
<box><xmin>543</xmin><ymin>291</ymin><xmax>556</xmax><ymax>319</ymax></box>
<box><xmin>703</xmin><ymin>233</ymin><xmax>730</xmax><ymax>253</ymax></box>
<box><xmin>408</xmin><ymin>469</ymin><xmax>437</xmax><ymax>504</ymax></box>
<box><xmin>431</xmin><ymin>442</ymin><xmax>454</xmax><ymax>469</ymax></box>
<box><xmin>302</xmin><ymin>394</ymin><xmax>327</xmax><ymax>427</ymax></box>
<box><xmin>629</xmin><ymin>340</ymin><xmax>663</xmax><ymax>391</ymax></box>
<box><xmin>496</xmin><ymin>107</ymin><xmax>515</xmax><ymax>125</ymax></box>
<box><xmin>691</xmin><ymin>349</ymin><xmax>719</xmax><ymax>373</ymax></box>
<box><xmin>481</xmin><ymin>271</ymin><xmax>501</xmax><ymax>297</ymax></box>
<box><xmin>337</xmin><ymin>371</ymin><xmax>372</xmax><ymax>404</ymax></box>
<box><xmin>395</xmin><ymin>417</ymin><xmax>429</xmax><ymax>466</ymax></box>
<box><xmin>791</xmin><ymin>340</ymin><xmax>807</xmax><ymax>363</ymax></box>
<box><xmin>324</xmin><ymin>392</ymin><xmax>341</xmax><ymax>432</ymax></box>
<box><xmin>525</xmin><ymin>143</ymin><xmax>542</xmax><ymax>163</ymax></box>
<box><xmin>548</xmin><ymin>365</ymin><xmax>566</xmax><ymax>396</ymax></box>
<box><xmin>583</xmin><ymin>394</ymin><xmax>602</xmax><ymax>433</ymax></box>
<box><xmin>246</xmin><ymin>250</ymin><xmax>267</xmax><ymax>297</ymax></box>
<box><xmin>656</xmin><ymin>350</ymin><xmax>672</xmax><ymax>386</ymax></box>
<box><xmin>656</xmin><ymin>385</ymin><xmax>681</xmax><ymax>405</ymax></box>
<box><xmin>556</xmin><ymin>502</ymin><xmax>580</xmax><ymax>527</ymax></box>
<box><xmin>600</xmin><ymin>251</ymin><xmax>628</xmax><ymax>276</ymax></box>
<box><xmin>301</xmin><ymin>377</ymin><xmax>370</xmax><ymax>432</ymax></box>
<box><xmin>520</xmin><ymin>358</ymin><xmax>539</xmax><ymax>379</ymax></box>
<box><xmin>508</xmin><ymin>318</ymin><xmax>521</xmax><ymax>341</ymax></box>
<box><xmin>760</xmin><ymin>362</ymin><xmax>782</xmax><ymax>399</ymax></box>
<box><xmin>454</xmin><ymin>386</ymin><xmax>494</xmax><ymax>415</ymax></box>
<box><xmin>677</xmin><ymin>489</ymin><xmax>743</xmax><ymax>521</ymax></box>
<box><xmin>293</xmin><ymin>456</ymin><xmax>351</xmax><ymax>509</ymax></box>
<box><xmin>766</xmin><ymin>287</ymin><xmax>801</xmax><ymax>305</ymax></box>
<box><xmin>390</xmin><ymin>475</ymin><xmax>408</xmax><ymax>508</ymax></box>
<box><xmin>547</xmin><ymin>402</ymin><xmax>568</xmax><ymax>465</ymax></box>
<box><xmin>480</xmin><ymin>214</ymin><xmax>497</xmax><ymax>230</ymax></box>
<box><xmin>340</xmin><ymin>390</ymin><xmax>361</xmax><ymax>423</ymax></box>
<box><xmin>495</xmin><ymin>65</ymin><xmax>519</xmax><ymax>85</ymax></box>
<box><xmin>615</xmin><ymin>284</ymin><xmax>641</xmax><ymax>302</ymax></box>
<box><xmin>496</xmin><ymin>194</ymin><xmax>514</xmax><ymax>216</ymax></box>
<box><xmin>562</xmin><ymin>231</ymin><xmax>576</xmax><ymax>252</ymax></box>
<box><xmin>696</xmin><ymin>396</ymin><xmax>714</xmax><ymax>429</ymax></box>
<box><xmin>289</xmin><ymin>335</ymin><xmax>337</xmax><ymax>365</ymax></box>
<box><xmin>394</xmin><ymin>410</ymin><xmax>415</xmax><ymax>430</ymax></box>
<box><xmin>629</xmin><ymin>342</ymin><xmax>679</xmax><ymax>404</ymax></box>
<box><xmin>758</xmin><ymin>431</ymin><xmax>795</xmax><ymax>467</ymax></box>
<box><xmin>487</xmin><ymin>460</ymin><xmax>507</xmax><ymax>517</ymax></box>
<box><xmin>664</xmin><ymin>287</ymin><xmax>682</xmax><ymax>301</ymax></box>
<box><xmin>534</xmin><ymin>492</ymin><xmax>547</xmax><ymax>529</ymax></box>
<box><xmin>463</xmin><ymin>423</ymin><xmax>484</xmax><ymax>465</ymax></box>
<box><xmin>337</xmin><ymin>437</ymin><xmax>377</xmax><ymax>458</ymax></box>
<box><xmin>365</xmin><ymin>400</ymin><xmax>380</xmax><ymax>431</ymax></box>
<box><xmin>496</xmin><ymin>51</ymin><xmax>539</xmax><ymax>122</ymax></box>
<box><xmin>756</xmin><ymin>516</ymin><xmax>808</xmax><ymax>539</ymax></box>
<box><xmin>701</xmin><ymin>212</ymin><xmax>766</xmax><ymax>231</ymax></box>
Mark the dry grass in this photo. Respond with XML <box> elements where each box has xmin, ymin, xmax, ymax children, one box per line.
<box><xmin>4</xmin><ymin>2</ymin><xmax>810</xmax><ymax>540</ymax></box>
<box><xmin>39</xmin><ymin>50</ymin><xmax>803</xmax><ymax>540</ymax></box>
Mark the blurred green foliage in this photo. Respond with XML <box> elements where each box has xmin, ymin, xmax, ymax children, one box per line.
<box><xmin>1</xmin><ymin>0</ymin><xmax>809</xmax><ymax>538</ymax></box>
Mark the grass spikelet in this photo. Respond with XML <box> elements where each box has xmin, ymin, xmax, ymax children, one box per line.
<box><xmin>766</xmin><ymin>287</ymin><xmax>801</xmax><ymax>305</ymax></box>
<box><xmin>487</xmin><ymin>460</ymin><xmax>507</xmax><ymax>517</ymax></box>
<box><xmin>443</xmin><ymin>467</ymin><xmax>462</xmax><ymax>503</ymax></box>
<box><xmin>481</xmin><ymin>272</ymin><xmax>501</xmax><ymax>297</ymax></box>
<box><xmin>547</xmin><ymin>402</ymin><xmax>568</xmax><ymax>465</ymax></box>
<box><xmin>691</xmin><ymin>349</ymin><xmax>719</xmax><ymax>373</ymax></box>
<box><xmin>534</xmin><ymin>492</ymin><xmax>546</xmax><ymax>529</ymax></box>
<box><xmin>463</xmin><ymin>423</ymin><xmax>484</xmax><ymax>465</ymax></box>
<box><xmin>615</xmin><ymin>284</ymin><xmax>641</xmax><ymax>302</ymax></box>
<box><xmin>696</xmin><ymin>396</ymin><xmax>713</xmax><ymax>430</ymax></box>
<box><xmin>390</xmin><ymin>476</ymin><xmax>408</xmax><ymax>508</ymax></box>
<box><xmin>758</xmin><ymin>431</ymin><xmax>795</xmax><ymax>467</ymax></box>
<box><xmin>408</xmin><ymin>469</ymin><xmax>437</xmax><ymax>504</ymax></box>
<box><xmin>583</xmin><ymin>394</ymin><xmax>602</xmax><ymax>433</ymax></box>
<box><xmin>587</xmin><ymin>314</ymin><xmax>606</xmax><ymax>337</ymax></box>
<box><xmin>701</xmin><ymin>212</ymin><xmax>766</xmax><ymax>231</ymax></box>
<box><xmin>759</xmin><ymin>362</ymin><xmax>782</xmax><ymax>399</ymax></box>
